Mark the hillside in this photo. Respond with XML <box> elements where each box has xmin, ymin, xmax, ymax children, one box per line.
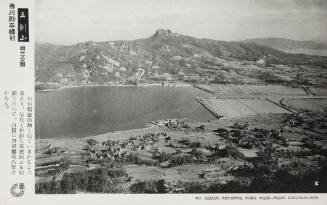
<box><xmin>35</xmin><ymin>29</ymin><xmax>327</xmax><ymax>87</ymax></box>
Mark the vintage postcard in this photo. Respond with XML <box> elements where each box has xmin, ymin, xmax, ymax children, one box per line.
<box><xmin>0</xmin><ymin>0</ymin><xmax>327</xmax><ymax>204</ymax></box>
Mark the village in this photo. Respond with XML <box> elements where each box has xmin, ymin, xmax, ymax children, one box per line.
<box><xmin>35</xmin><ymin>85</ymin><xmax>327</xmax><ymax>194</ymax></box>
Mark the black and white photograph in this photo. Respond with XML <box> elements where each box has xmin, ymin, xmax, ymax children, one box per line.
<box><xmin>34</xmin><ymin>0</ymin><xmax>327</xmax><ymax>194</ymax></box>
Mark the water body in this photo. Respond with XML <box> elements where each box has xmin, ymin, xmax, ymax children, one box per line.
<box><xmin>36</xmin><ymin>86</ymin><xmax>216</xmax><ymax>139</ymax></box>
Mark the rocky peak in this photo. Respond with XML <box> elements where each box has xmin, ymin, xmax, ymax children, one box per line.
<box><xmin>152</xmin><ymin>29</ymin><xmax>173</xmax><ymax>38</ymax></box>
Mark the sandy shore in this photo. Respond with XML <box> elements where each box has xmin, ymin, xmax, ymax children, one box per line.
<box><xmin>36</xmin><ymin>124</ymin><xmax>162</xmax><ymax>149</ymax></box>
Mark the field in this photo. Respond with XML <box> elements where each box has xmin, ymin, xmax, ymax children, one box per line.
<box><xmin>285</xmin><ymin>98</ymin><xmax>327</xmax><ymax>112</ymax></box>
<box><xmin>196</xmin><ymin>84</ymin><xmax>307</xmax><ymax>95</ymax></box>
<box><xmin>309</xmin><ymin>88</ymin><xmax>327</xmax><ymax>96</ymax></box>
<box><xmin>199</xmin><ymin>98</ymin><xmax>290</xmax><ymax>118</ymax></box>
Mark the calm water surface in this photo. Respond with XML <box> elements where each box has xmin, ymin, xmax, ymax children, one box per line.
<box><xmin>36</xmin><ymin>86</ymin><xmax>215</xmax><ymax>139</ymax></box>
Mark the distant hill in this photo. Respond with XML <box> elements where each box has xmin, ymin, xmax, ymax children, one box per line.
<box><xmin>35</xmin><ymin>29</ymin><xmax>327</xmax><ymax>86</ymax></box>
<box><xmin>241</xmin><ymin>38</ymin><xmax>327</xmax><ymax>56</ymax></box>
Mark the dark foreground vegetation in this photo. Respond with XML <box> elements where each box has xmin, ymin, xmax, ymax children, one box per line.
<box><xmin>36</xmin><ymin>166</ymin><xmax>127</xmax><ymax>194</ymax></box>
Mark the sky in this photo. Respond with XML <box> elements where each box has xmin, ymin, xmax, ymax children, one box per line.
<box><xmin>35</xmin><ymin>0</ymin><xmax>327</xmax><ymax>45</ymax></box>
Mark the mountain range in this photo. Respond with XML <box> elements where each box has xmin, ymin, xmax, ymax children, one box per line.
<box><xmin>242</xmin><ymin>38</ymin><xmax>327</xmax><ymax>50</ymax></box>
<box><xmin>242</xmin><ymin>38</ymin><xmax>327</xmax><ymax>56</ymax></box>
<box><xmin>35</xmin><ymin>29</ymin><xmax>327</xmax><ymax>87</ymax></box>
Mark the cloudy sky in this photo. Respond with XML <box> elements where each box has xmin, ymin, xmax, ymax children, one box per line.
<box><xmin>35</xmin><ymin>0</ymin><xmax>327</xmax><ymax>44</ymax></box>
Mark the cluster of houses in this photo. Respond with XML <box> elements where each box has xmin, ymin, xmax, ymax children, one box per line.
<box><xmin>81</xmin><ymin>132</ymin><xmax>171</xmax><ymax>164</ymax></box>
<box><xmin>152</xmin><ymin>118</ymin><xmax>190</xmax><ymax>129</ymax></box>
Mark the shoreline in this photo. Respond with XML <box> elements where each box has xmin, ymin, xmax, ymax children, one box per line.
<box><xmin>35</xmin><ymin>82</ymin><xmax>320</xmax><ymax>93</ymax></box>
<box><xmin>35</xmin><ymin>126</ymin><xmax>155</xmax><ymax>148</ymax></box>
<box><xmin>36</xmin><ymin>122</ymin><xmax>158</xmax><ymax>142</ymax></box>
<box><xmin>35</xmin><ymin>117</ymin><xmax>212</xmax><ymax>143</ymax></box>
<box><xmin>35</xmin><ymin>82</ymin><xmax>192</xmax><ymax>92</ymax></box>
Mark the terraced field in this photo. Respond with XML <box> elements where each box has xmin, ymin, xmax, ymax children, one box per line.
<box><xmin>124</xmin><ymin>164</ymin><xmax>232</xmax><ymax>183</ymax></box>
<box><xmin>124</xmin><ymin>165</ymin><xmax>163</xmax><ymax>181</ymax></box>
<box><xmin>200</xmin><ymin>98</ymin><xmax>290</xmax><ymax>118</ymax></box>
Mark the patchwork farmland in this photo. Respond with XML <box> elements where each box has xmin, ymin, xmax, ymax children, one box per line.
<box><xmin>194</xmin><ymin>84</ymin><xmax>327</xmax><ymax>119</ymax></box>
<box><xmin>194</xmin><ymin>84</ymin><xmax>307</xmax><ymax>95</ymax></box>
<box><xmin>197</xmin><ymin>98</ymin><xmax>291</xmax><ymax>118</ymax></box>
